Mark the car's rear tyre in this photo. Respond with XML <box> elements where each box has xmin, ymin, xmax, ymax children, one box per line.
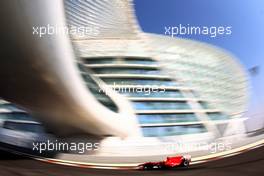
<box><xmin>157</xmin><ymin>165</ymin><xmax>164</xmax><ymax>169</ymax></box>
<box><xmin>182</xmin><ymin>159</ymin><xmax>190</xmax><ymax>167</ymax></box>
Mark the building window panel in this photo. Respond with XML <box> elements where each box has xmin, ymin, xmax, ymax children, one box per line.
<box><xmin>133</xmin><ymin>101</ymin><xmax>190</xmax><ymax>110</ymax></box>
<box><xmin>123</xmin><ymin>57</ymin><xmax>157</xmax><ymax>65</ymax></box>
<box><xmin>0</xmin><ymin>112</ymin><xmax>33</xmax><ymax>121</ymax></box>
<box><xmin>138</xmin><ymin>113</ymin><xmax>198</xmax><ymax>124</ymax></box>
<box><xmin>118</xmin><ymin>90</ymin><xmax>183</xmax><ymax>98</ymax></box>
<box><xmin>142</xmin><ymin>124</ymin><xmax>207</xmax><ymax>137</ymax></box>
<box><xmin>84</xmin><ymin>57</ymin><xmax>115</xmax><ymax>64</ymax></box>
<box><xmin>207</xmin><ymin>112</ymin><xmax>229</xmax><ymax>120</ymax></box>
<box><xmin>0</xmin><ymin>104</ymin><xmax>21</xmax><ymax>112</ymax></box>
<box><xmin>102</xmin><ymin>78</ymin><xmax>178</xmax><ymax>86</ymax></box>
<box><xmin>91</xmin><ymin>68</ymin><xmax>161</xmax><ymax>75</ymax></box>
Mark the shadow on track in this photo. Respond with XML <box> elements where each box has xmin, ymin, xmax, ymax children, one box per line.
<box><xmin>0</xmin><ymin>150</ymin><xmax>26</xmax><ymax>160</ymax></box>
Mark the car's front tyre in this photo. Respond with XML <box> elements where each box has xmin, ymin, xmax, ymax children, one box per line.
<box><xmin>144</xmin><ymin>165</ymin><xmax>153</xmax><ymax>170</ymax></box>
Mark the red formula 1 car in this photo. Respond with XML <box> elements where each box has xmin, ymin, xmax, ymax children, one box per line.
<box><xmin>138</xmin><ymin>155</ymin><xmax>191</xmax><ymax>170</ymax></box>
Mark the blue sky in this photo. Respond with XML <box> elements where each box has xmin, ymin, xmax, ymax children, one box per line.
<box><xmin>134</xmin><ymin>0</ymin><xmax>264</xmax><ymax>116</ymax></box>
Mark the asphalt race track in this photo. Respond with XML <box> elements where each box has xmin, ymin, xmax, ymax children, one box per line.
<box><xmin>0</xmin><ymin>146</ymin><xmax>264</xmax><ymax>176</ymax></box>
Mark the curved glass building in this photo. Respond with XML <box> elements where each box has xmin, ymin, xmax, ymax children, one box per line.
<box><xmin>0</xmin><ymin>0</ymin><xmax>249</xmax><ymax>156</ymax></box>
<box><xmin>65</xmin><ymin>0</ymin><xmax>248</xmax><ymax>139</ymax></box>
